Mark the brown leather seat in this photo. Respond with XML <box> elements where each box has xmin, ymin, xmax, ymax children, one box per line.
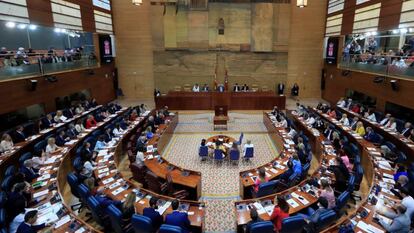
<box><xmin>130</xmin><ymin>163</ymin><xmax>147</xmax><ymax>187</ymax></box>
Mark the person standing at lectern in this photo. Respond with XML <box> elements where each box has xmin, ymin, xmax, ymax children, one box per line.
<box><xmin>233</xmin><ymin>83</ymin><xmax>241</xmax><ymax>92</ymax></box>
<box><xmin>277</xmin><ymin>83</ymin><xmax>285</xmax><ymax>95</ymax></box>
<box><xmin>192</xmin><ymin>84</ymin><xmax>200</xmax><ymax>92</ymax></box>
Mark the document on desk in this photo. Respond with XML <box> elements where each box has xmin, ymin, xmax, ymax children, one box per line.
<box><xmin>253</xmin><ymin>202</ymin><xmax>266</xmax><ymax>215</ymax></box>
<box><xmin>356</xmin><ymin>221</ymin><xmax>385</xmax><ymax>233</ymax></box>
<box><xmin>382</xmin><ymin>178</ymin><xmax>395</xmax><ymax>185</ymax></box>
<box><xmin>54</xmin><ymin>215</ymin><xmax>71</xmax><ymax>229</ymax></box>
<box><xmin>264</xmin><ymin>204</ymin><xmax>275</xmax><ymax>216</ymax></box>
<box><xmin>270</xmin><ymin>168</ymin><xmax>279</xmax><ymax>174</ymax></box>
<box><xmin>33</xmin><ymin>189</ymin><xmax>49</xmax><ymax>198</ymax></box>
<box><xmin>102</xmin><ymin>177</ymin><xmax>115</xmax><ymax>185</ymax></box>
<box><xmin>98</xmin><ymin>150</ymin><xmax>109</xmax><ymax>156</ymax></box>
<box><xmin>112</xmin><ymin>186</ymin><xmax>126</xmax><ymax>196</ymax></box>
<box><xmin>292</xmin><ymin>193</ymin><xmax>310</xmax><ymax>205</ymax></box>
<box><xmin>287</xmin><ymin>199</ymin><xmax>300</xmax><ymax>208</ymax></box>
<box><xmin>156</xmin><ymin>201</ymin><xmax>172</xmax><ymax>215</ymax></box>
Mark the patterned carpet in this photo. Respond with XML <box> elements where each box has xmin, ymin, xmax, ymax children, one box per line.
<box><xmin>163</xmin><ymin>112</ymin><xmax>279</xmax><ymax>232</ymax></box>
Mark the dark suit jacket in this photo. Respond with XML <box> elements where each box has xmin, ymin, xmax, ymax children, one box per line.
<box><xmin>165</xmin><ymin>211</ymin><xmax>191</xmax><ymax>233</ymax></box>
<box><xmin>401</xmin><ymin>127</ymin><xmax>412</xmax><ymax>137</ymax></box>
<box><xmin>136</xmin><ymin>140</ymin><xmax>146</xmax><ymax>152</ymax></box>
<box><xmin>16</xmin><ymin>222</ymin><xmax>45</xmax><ymax>233</ymax></box>
<box><xmin>143</xmin><ymin>207</ymin><xmax>163</xmax><ymax>229</ymax></box>
<box><xmin>55</xmin><ymin>135</ymin><xmax>67</xmax><ymax>146</ymax></box>
<box><xmin>233</xmin><ymin>86</ymin><xmax>240</xmax><ymax>92</ymax></box>
<box><xmin>66</xmin><ymin>129</ymin><xmax>78</xmax><ymax>139</ymax></box>
<box><xmin>20</xmin><ymin>166</ymin><xmax>39</xmax><ymax>182</ymax></box>
<box><xmin>41</xmin><ymin>118</ymin><xmax>54</xmax><ymax>129</ymax></box>
<box><xmin>13</xmin><ymin>131</ymin><xmax>26</xmax><ymax>143</ymax></box>
<box><xmin>241</xmin><ymin>86</ymin><xmax>249</xmax><ymax>91</ymax></box>
<box><xmin>104</xmin><ymin>132</ymin><xmax>113</xmax><ymax>142</ymax></box>
<box><xmin>364</xmin><ymin>131</ymin><xmax>379</xmax><ymax>143</ymax></box>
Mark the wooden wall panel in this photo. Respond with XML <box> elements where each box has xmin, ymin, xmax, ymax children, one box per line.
<box><xmin>0</xmin><ymin>64</ymin><xmax>116</xmax><ymax>114</ymax></box>
<box><xmin>251</xmin><ymin>3</ymin><xmax>274</xmax><ymax>52</ymax></box>
<box><xmin>378</xmin><ymin>0</ymin><xmax>402</xmax><ymax>31</ymax></box>
<box><xmin>322</xmin><ymin>64</ymin><xmax>414</xmax><ymax>111</ymax></box>
<box><xmin>27</xmin><ymin>0</ymin><xmax>54</xmax><ymax>27</ymax></box>
<box><xmin>112</xmin><ymin>0</ymin><xmax>155</xmax><ymax>99</ymax></box>
<box><xmin>272</xmin><ymin>4</ymin><xmax>290</xmax><ymax>51</ymax></box>
<box><xmin>340</xmin><ymin>0</ymin><xmax>356</xmax><ymax>35</ymax></box>
<box><xmin>150</xmin><ymin>5</ymin><xmax>165</xmax><ymax>51</ymax></box>
<box><xmin>79</xmin><ymin>0</ymin><xmax>96</xmax><ymax>32</ymax></box>
<box><xmin>188</xmin><ymin>11</ymin><xmax>209</xmax><ymax>49</ymax></box>
<box><xmin>163</xmin><ymin>5</ymin><xmax>177</xmax><ymax>49</ymax></box>
<box><xmin>287</xmin><ymin>0</ymin><xmax>327</xmax><ymax>98</ymax></box>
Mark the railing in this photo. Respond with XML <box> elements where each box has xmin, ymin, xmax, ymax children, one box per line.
<box><xmin>339</xmin><ymin>53</ymin><xmax>414</xmax><ymax>79</ymax></box>
<box><xmin>0</xmin><ymin>52</ymin><xmax>98</xmax><ymax>81</ymax></box>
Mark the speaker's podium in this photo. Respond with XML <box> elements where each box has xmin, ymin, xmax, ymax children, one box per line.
<box><xmin>213</xmin><ymin>105</ymin><xmax>229</xmax><ymax>130</ymax></box>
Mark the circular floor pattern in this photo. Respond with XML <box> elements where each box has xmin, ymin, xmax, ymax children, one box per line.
<box><xmin>162</xmin><ymin>112</ymin><xmax>279</xmax><ymax>232</ymax></box>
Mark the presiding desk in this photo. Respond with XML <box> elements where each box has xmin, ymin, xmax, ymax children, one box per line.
<box><xmin>155</xmin><ymin>91</ymin><xmax>286</xmax><ymax>110</ymax></box>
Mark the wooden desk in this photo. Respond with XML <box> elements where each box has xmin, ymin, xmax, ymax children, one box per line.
<box><xmin>213</xmin><ymin>116</ymin><xmax>229</xmax><ymax>130</ymax></box>
<box><xmin>144</xmin><ymin>114</ymin><xmax>202</xmax><ymax>200</ymax></box>
<box><xmin>155</xmin><ymin>91</ymin><xmax>286</xmax><ymax>110</ymax></box>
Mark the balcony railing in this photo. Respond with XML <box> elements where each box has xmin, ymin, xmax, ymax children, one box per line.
<box><xmin>339</xmin><ymin>53</ymin><xmax>414</xmax><ymax>79</ymax></box>
<box><xmin>0</xmin><ymin>52</ymin><xmax>98</xmax><ymax>81</ymax></box>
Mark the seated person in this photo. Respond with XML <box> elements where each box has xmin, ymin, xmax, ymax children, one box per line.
<box><xmin>351</xmin><ymin>104</ymin><xmax>360</xmax><ymax>114</ymax></box>
<box><xmin>394</xmin><ymin>165</ymin><xmax>408</xmax><ymax>182</ymax></box>
<box><xmin>75</xmin><ymin>119</ymin><xmax>85</xmax><ymax>133</ymax></box>
<box><xmin>201</xmin><ymin>84</ymin><xmax>209</xmax><ymax>92</ymax></box>
<box><xmin>376</xmin><ymin>205</ymin><xmax>411</xmax><ymax>233</ymax></box>
<box><xmin>287</xmin><ymin>126</ymin><xmax>297</xmax><ymax>138</ymax></box>
<box><xmin>336</xmin><ymin>97</ymin><xmax>346</xmax><ymax>108</ymax></box>
<box><xmin>349</xmin><ymin>117</ymin><xmax>359</xmax><ymax>130</ymax></box>
<box><xmin>327</xmin><ymin>108</ymin><xmax>336</xmax><ymax>119</ymax></box>
<box><xmin>80</xmin><ymin>141</ymin><xmax>96</xmax><ymax>162</ymax></box>
<box><xmin>45</xmin><ymin>137</ymin><xmax>62</xmax><ymax>155</ymax></box>
<box><xmin>85</xmin><ymin>115</ymin><xmax>97</xmax><ymax>129</ymax></box>
<box><xmin>31</xmin><ymin>151</ymin><xmax>48</xmax><ymax>170</ymax></box>
<box><xmin>275</xmin><ymin>115</ymin><xmax>288</xmax><ymax>128</ymax></box>
<box><xmin>165</xmin><ymin>199</ymin><xmax>191</xmax><ymax>233</ymax></box>
<box><xmin>7</xmin><ymin>183</ymin><xmax>30</xmax><ymax>222</ymax></box>
<box><xmin>129</xmin><ymin>110</ymin><xmax>139</xmax><ymax>121</ymax></box>
<box><xmin>54</xmin><ymin>110</ymin><xmax>67</xmax><ymax>123</ymax></box>
<box><xmin>20</xmin><ymin>160</ymin><xmax>39</xmax><ymax>182</ymax></box>
<box><xmin>233</xmin><ymin>83</ymin><xmax>241</xmax><ymax>92</ymax></box>
<box><xmin>113</xmin><ymin>123</ymin><xmax>124</xmax><ymax>137</ymax></box>
<box><xmin>16</xmin><ymin>210</ymin><xmax>48</xmax><ymax>233</ymax></box>
<box><xmin>364</xmin><ymin>109</ymin><xmax>377</xmax><ymax>122</ymax></box>
<box><xmin>0</xmin><ymin>133</ymin><xmax>14</xmax><ymax>153</ymax></box>
<box><xmin>318</xmin><ymin>180</ymin><xmax>336</xmax><ymax>209</ymax></box>
<box><xmin>136</xmin><ymin>136</ymin><xmax>146</xmax><ymax>153</ymax></box>
<box><xmin>364</xmin><ymin>127</ymin><xmax>379</xmax><ymax>143</ymax></box>
<box><xmin>355</xmin><ymin>121</ymin><xmax>366</xmax><ymax>136</ymax></box>
<box><xmin>253</xmin><ymin>168</ymin><xmax>269</xmax><ymax>194</ymax></box>
<box><xmin>13</xmin><ymin>125</ymin><xmax>26</xmax><ymax>143</ymax></box>
<box><xmin>401</xmin><ymin>122</ymin><xmax>412</xmax><ymax>137</ymax></box>
<box><xmin>385</xmin><ymin>117</ymin><xmax>397</xmax><ymax>132</ymax></box>
<box><xmin>192</xmin><ymin>83</ymin><xmax>200</xmax><ymax>92</ymax></box>
<box><xmin>217</xmin><ymin>84</ymin><xmax>225</xmax><ymax>92</ymax></box>
<box><xmin>241</xmin><ymin>84</ymin><xmax>249</xmax><ymax>92</ymax></box>
<box><xmin>305</xmin><ymin>114</ymin><xmax>316</xmax><ymax>126</ymax></box>
<box><xmin>298</xmin><ymin>197</ymin><xmax>330</xmax><ymax>224</ymax></box>
<box><xmin>143</xmin><ymin>197</ymin><xmax>164</xmax><ymax>230</ymax></box>
<box><xmin>243</xmin><ymin>140</ymin><xmax>254</xmax><ymax>157</ymax></box>
<box><xmin>94</xmin><ymin>135</ymin><xmax>107</xmax><ymax>152</ymax></box>
<box><xmin>66</xmin><ymin>124</ymin><xmax>79</xmax><ymax>139</ymax></box>
<box><xmin>378</xmin><ymin>187</ymin><xmax>414</xmax><ymax>220</ymax></box>
<box><xmin>75</xmin><ymin>104</ymin><xmax>85</xmax><ymax>114</ymax></box>
<box><xmin>270</xmin><ymin>195</ymin><xmax>289</xmax><ymax>232</ymax></box>
<box><xmin>380</xmin><ymin>113</ymin><xmax>392</xmax><ymax>126</ymax></box>
<box><xmin>94</xmin><ymin>187</ymin><xmax>122</xmax><ymax>209</ymax></box>
<box><xmin>145</xmin><ymin>127</ymin><xmax>154</xmax><ymax>140</ymax></box>
<box><xmin>121</xmin><ymin>193</ymin><xmax>136</xmax><ymax>224</ymax></box>
<box><xmin>41</xmin><ymin>114</ymin><xmax>54</xmax><ymax>129</ymax></box>
<box><xmin>245</xmin><ymin>208</ymin><xmax>263</xmax><ymax>233</ymax></box>
<box><xmin>323</xmin><ymin>125</ymin><xmax>334</xmax><ymax>140</ymax></box>
<box><xmin>104</xmin><ymin>127</ymin><xmax>113</xmax><ymax>142</ymax></box>
<box><xmin>55</xmin><ymin>130</ymin><xmax>70</xmax><ymax>146</ymax></box>
<box><xmin>392</xmin><ymin>175</ymin><xmax>414</xmax><ymax>199</ymax></box>
<box><xmin>339</xmin><ymin>114</ymin><xmax>350</xmax><ymax>126</ymax></box>
<box><xmin>154</xmin><ymin>113</ymin><xmax>165</xmax><ymax>127</ymax></box>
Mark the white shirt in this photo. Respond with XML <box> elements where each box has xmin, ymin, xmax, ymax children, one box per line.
<box><xmin>380</xmin><ymin>117</ymin><xmax>389</xmax><ymax>126</ymax></box>
<box><xmin>243</xmin><ymin>143</ymin><xmax>254</xmax><ymax>156</ymax></box>
<box><xmin>306</xmin><ymin>117</ymin><xmax>315</xmax><ymax>126</ymax></box>
<box><xmin>385</xmin><ymin>121</ymin><xmax>397</xmax><ymax>131</ymax></box>
<box><xmin>0</xmin><ymin>140</ymin><xmax>13</xmax><ymax>152</ymax></box>
<box><xmin>46</xmin><ymin>144</ymin><xmax>57</xmax><ymax>154</ymax></box>
<box><xmin>337</xmin><ymin>100</ymin><xmax>346</xmax><ymax>108</ymax></box>
<box><xmin>135</xmin><ymin>152</ymin><xmax>145</xmax><ymax>166</ymax></box>
<box><xmin>340</xmin><ymin>117</ymin><xmax>350</xmax><ymax>126</ymax></box>
<box><xmin>192</xmin><ymin>86</ymin><xmax>200</xmax><ymax>92</ymax></box>
<box><xmin>402</xmin><ymin>196</ymin><xmax>414</xmax><ymax>218</ymax></box>
<box><xmin>9</xmin><ymin>213</ymin><xmax>25</xmax><ymax>233</ymax></box>
<box><xmin>366</xmin><ymin>113</ymin><xmax>377</xmax><ymax>122</ymax></box>
<box><xmin>276</xmin><ymin>119</ymin><xmax>288</xmax><ymax>128</ymax></box>
<box><xmin>75</xmin><ymin>124</ymin><xmax>85</xmax><ymax>133</ymax></box>
<box><xmin>113</xmin><ymin>128</ymin><xmax>123</xmax><ymax>137</ymax></box>
<box><xmin>288</xmin><ymin>128</ymin><xmax>297</xmax><ymax>138</ymax></box>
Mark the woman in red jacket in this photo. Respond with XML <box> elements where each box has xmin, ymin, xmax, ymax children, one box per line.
<box><xmin>270</xmin><ymin>195</ymin><xmax>290</xmax><ymax>232</ymax></box>
<box><xmin>85</xmin><ymin>115</ymin><xmax>97</xmax><ymax>129</ymax></box>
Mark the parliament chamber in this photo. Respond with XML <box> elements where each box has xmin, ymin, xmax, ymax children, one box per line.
<box><xmin>0</xmin><ymin>0</ymin><xmax>414</xmax><ymax>233</ymax></box>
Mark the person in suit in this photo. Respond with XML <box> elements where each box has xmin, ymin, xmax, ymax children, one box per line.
<box><xmin>379</xmin><ymin>113</ymin><xmax>392</xmax><ymax>126</ymax></box>
<box><xmin>104</xmin><ymin>127</ymin><xmax>113</xmax><ymax>142</ymax></box>
<box><xmin>136</xmin><ymin>136</ymin><xmax>146</xmax><ymax>153</ymax></box>
<box><xmin>339</xmin><ymin>114</ymin><xmax>350</xmax><ymax>126</ymax></box>
<box><xmin>385</xmin><ymin>117</ymin><xmax>397</xmax><ymax>132</ymax></box>
<box><xmin>201</xmin><ymin>84</ymin><xmax>209</xmax><ymax>92</ymax></box>
<box><xmin>154</xmin><ymin>113</ymin><xmax>165</xmax><ymax>127</ymax></box>
<box><xmin>300</xmin><ymin>197</ymin><xmax>330</xmax><ymax>224</ymax></box>
<box><xmin>165</xmin><ymin>199</ymin><xmax>191</xmax><ymax>233</ymax></box>
<box><xmin>143</xmin><ymin>197</ymin><xmax>163</xmax><ymax>230</ymax></box>
<box><xmin>94</xmin><ymin>136</ymin><xmax>107</xmax><ymax>152</ymax></box>
<box><xmin>66</xmin><ymin>124</ymin><xmax>78</xmax><ymax>139</ymax></box>
<box><xmin>349</xmin><ymin>117</ymin><xmax>359</xmax><ymax>131</ymax></box>
<box><xmin>233</xmin><ymin>83</ymin><xmax>241</xmax><ymax>92</ymax></box>
<box><xmin>364</xmin><ymin>127</ymin><xmax>379</xmax><ymax>143</ymax></box>
<box><xmin>16</xmin><ymin>210</ymin><xmax>48</xmax><ymax>233</ymax></box>
<box><xmin>377</xmin><ymin>205</ymin><xmax>411</xmax><ymax>233</ymax></box>
<box><xmin>41</xmin><ymin>114</ymin><xmax>54</xmax><ymax>129</ymax></box>
<box><xmin>13</xmin><ymin>125</ymin><xmax>26</xmax><ymax>143</ymax></box>
<box><xmin>277</xmin><ymin>83</ymin><xmax>285</xmax><ymax>95</ymax></box>
<box><xmin>241</xmin><ymin>84</ymin><xmax>249</xmax><ymax>92</ymax></box>
<box><xmin>146</xmin><ymin>116</ymin><xmax>156</xmax><ymax>133</ymax></box>
<box><xmin>81</xmin><ymin>141</ymin><xmax>96</xmax><ymax>162</ymax></box>
<box><xmin>55</xmin><ymin>130</ymin><xmax>70</xmax><ymax>146</ymax></box>
<box><xmin>401</xmin><ymin>122</ymin><xmax>412</xmax><ymax>138</ymax></box>
<box><xmin>85</xmin><ymin>115</ymin><xmax>97</xmax><ymax>129</ymax></box>
<box><xmin>323</xmin><ymin>125</ymin><xmax>334</xmax><ymax>140</ymax></box>
<box><xmin>245</xmin><ymin>208</ymin><xmax>263</xmax><ymax>233</ymax></box>
<box><xmin>217</xmin><ymin>84</ymin><xmax>225</xmax><ymax>92</ymax></box>
<box><xmin>7</xmin><ymin>183</ymin><xmax>29</xmax><ymax>222</ymax></box>
<box><xmin>20</xmin><ymin>160</ymin><xmax>39</xmax><ymax>182</ymax></box>
<box><xmin>291</xmin><ymin>83</ymin><xmax>299</xmax><ymax>98</ymax></box>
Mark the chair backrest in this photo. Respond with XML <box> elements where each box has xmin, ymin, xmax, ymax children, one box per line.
<box><xmin>350</xmin><ymin>143</ymin><xmax>359</xmax><ymax>156</ymax></box>
<box><xmin>396</xmin><ymin>151</ymin><xmax>407</xmax><ymax>164</ymax></box>
<box><xmin>347</xmin><ymin>175</ymin><xmax>355</xmax><ymax>193</ymax></box>
<box><xmin>250</xmin><ymin>221</ymin><xmax>274</xmax><ymax>233</ymax></box>
<box><xmin>376</xmin><ymin>134</ymin><xmax>384</xmax><ymax>144</ymax></box>
<box><xmin>86</xmin><ymin>196</ymin><xmax>106</xmax><ymax>226</ymax></box>
<box><xmin>4</xmin><ymin>165</ymin><xmax>16</xmax><ymax>177</ymax></box>
<box><xmin>281</xmin><ymin>215</ymin><xmax>306</xmax><ymax>233</ymax></box>
<box><xmin>0</xmin><ymin>176</ymin><xmax>12</xmax><ymax>192</ymax></box>
<box><xmin>67</xmin><ymin>172</ymin><xmax>80</xmax><ymax>198</ymax></box>
<box><xmin>0</xmin><ymin>209</ymin><xmax>5</xmax><ymax>228</ymax></box>
<box><xmin>245</xmin><ymin>147</ymin><xmax>254</xmax><ymax>158</ymax></box>
<box><xmin>106</xmin><ymin>204</ymin><xmax>124</xmax><ymax>233</ymax></box>
<box><xmin>0</xmin><ymin>192</ymin><xmax>7</xmax><ymax>208</ymax></box>
<box><xmin>130</xmin><ymin>163</ymin><xmax>146</xmax><ymax>184</ymax></box>
<box><xmin>199</xmin><ymin>146</ymin><xmax>208</xmax><ymax>157</ymax></box>
<box><xmin>214</xmin><ymin>149</ymin><xmax>223</xmax><ymax>160</ymax></box>
<box><xmin>316</xmin><ymin>210</ymin><xmax>337</xmax><ymax>230</ymax></box>
<box><xmin>384</xmin><ymin>141</ymin><xmax>396</xmax><ymax>151</ymax></box>
<box><xmin>34</xmin><ymin>140</ymin><xmax>46</xmax><ymax>155</ymax></box>
<box><xmin>230</xmin><ymin>149</ymin><xmax>240</xmax><ymax>161</ymax></box>
<box><xmin>301</xmin><ymin>163</ymin><xmax>310</xmax><ymax>179</ymax></box>
<box><xmin>145</xmin><ymin>171</ymin><xmax>162</xmax><ymax>193</ymax></box>
<box><xmin>335</xmin><ymin>191</ymin><xmax>350</xmax><ymax>212</ymax></box>
<box><xmin>77</xmin><ymin>184</ymin><xmax>90</xmax><ymax>204</ymax></box>
<box><xmin>131</xmin><ymin>214</ymin><xmax>154</xmax><ymax>233</ymax></box>
<box><xmin>19</xmin><ymin>152</ymin><xmax>32</xmax><ymax>165</ymax></box>
<box><xmin>159</xmin><ymin>224</ymin><xmax>183</xmax><ymax>233</ymax></box>
<box><xmin>256</xmin><ymin>180</ymin><xmax>277</xmax><ymax>198</ymax></box>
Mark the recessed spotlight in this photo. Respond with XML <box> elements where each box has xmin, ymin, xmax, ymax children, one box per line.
<box><xmin>392</xmin><ymin>29</ymin><xmax>399</xmax><ymax>34</ymax></box>
<box><xmin>61</xmin><ymin>28</ymin><xmax>67</xmax><ymax>33</ymax></box>
<box><xmin>5</xmin><ymin>22</ymin><xmax>15</xmax><ymax>28</ymax></box>
<box><xmin>54</xmin><ymin>28</ymin><xmax>62</xmax><ymax>33</ymax></box>
<box><xmin>371</xmin><ymin>31</ymin><xmax>377</xmax><ymax>36</ymax></box>
<box><xmin>29</xmin><ymin>24</ymin><xmax>37</xmax><ymax>30</ymax></box>
<box><xmin>17</xmin><ymin>24</ymin><xmax>27</xmax><ymax>29</ymax></box>
<box><xmin>400</xmin><ymin>28</ymin><xmax>408</xmax><ymax>34</ymax></box>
